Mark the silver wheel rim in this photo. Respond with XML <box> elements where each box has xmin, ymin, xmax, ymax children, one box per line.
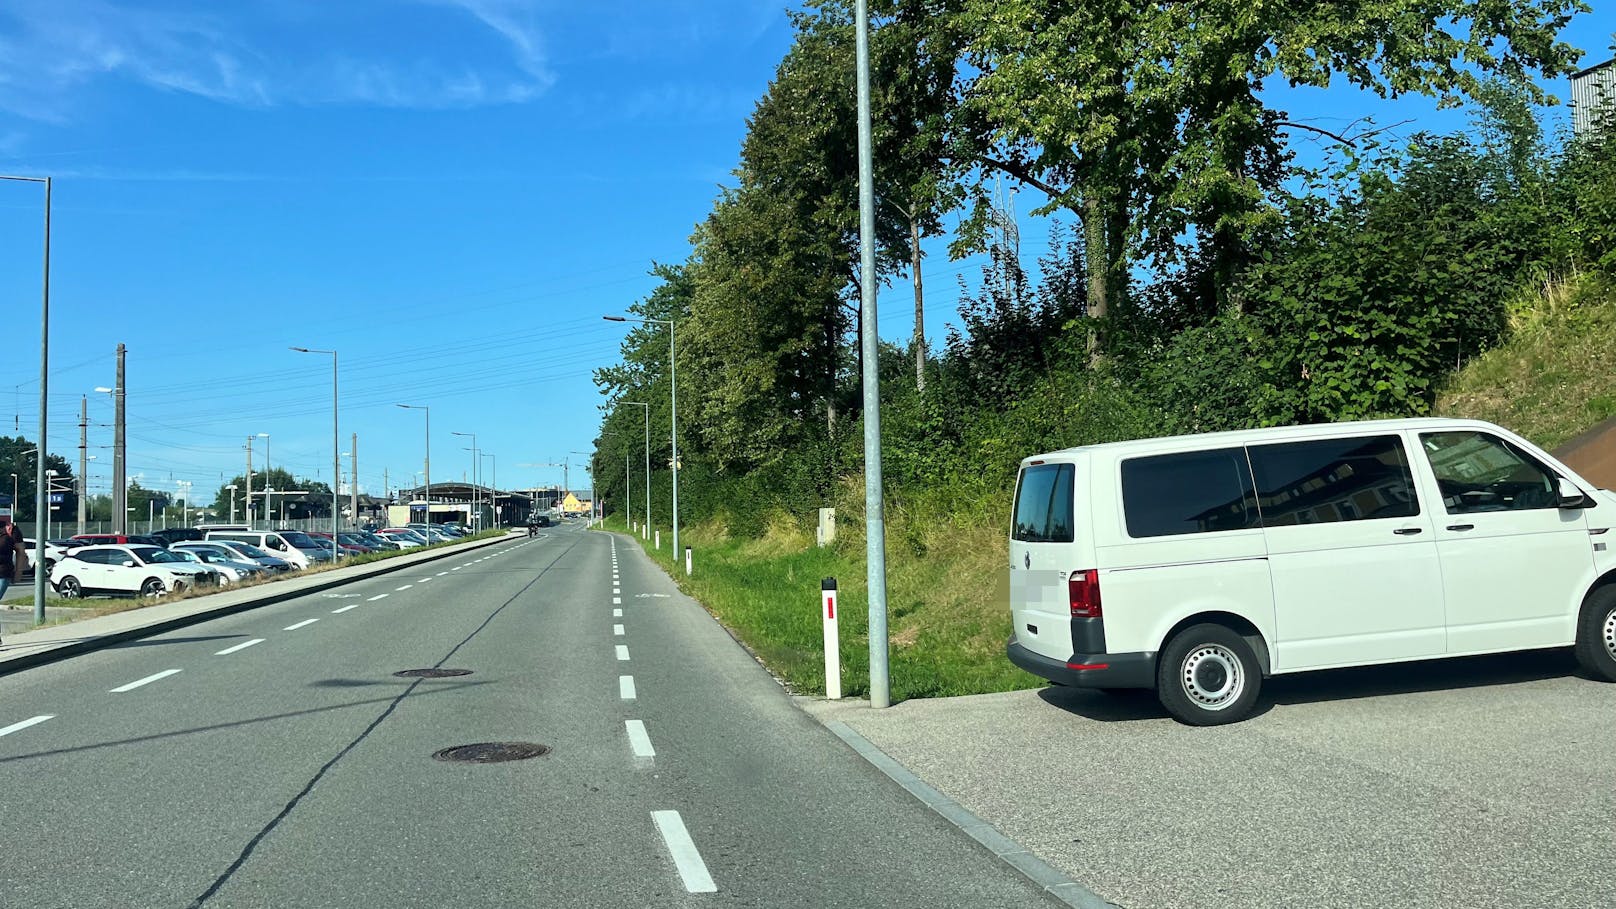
<box><xmin>61</xmin><ymin>578</ymin><xmax>80</xmax><ymax>598</ymax></box>
<box><xmin>1602</xmin><ymin>607</ymin><xmax>1616</xmax><ymax>662</ymax></box>
<box><xmin>1181</xmin><ymin>644</ymin><xmax>1245</xmax><ymax>711</ymax></box>
<box><xmin>142</xmin><ymin>580</ymin><xmax>163</xmax><ymax>597</ymax></box>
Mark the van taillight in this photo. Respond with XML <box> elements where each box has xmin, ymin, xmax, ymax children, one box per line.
<box><xmin>1069</xmin><ymin>570</ymin><xmax>1102</xmax><ymax>619</ymax></box>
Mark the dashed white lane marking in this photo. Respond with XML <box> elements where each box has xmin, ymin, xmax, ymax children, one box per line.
<box><xmin>451</xmin><ymin>566</ymin><xmax>463</xmax><ymax>571</ymax></box>
<box><xmin>626</xmin><ymin>720</ymin><xmax>656</xmax><ymax>758</ymax></box>
<box><xmin>436</xmin><ymin>571</ymin><xmax>449</xmax><ymax>576</ymax></box>
<box><xmin>419</xmin><ymin>577</ymin><xmax>434</xmax><ymax>583</ymax></box>
<box><xmin>396</xmin><ymin>584</ymin><xmax>414</xmax><ymax>591</ymax></box>
<box><xmin>332</xmin><ymin>604</ymin><xmax>360</xmax><ymax>614</ymax></box>
<box><xmin>110</xmin><ymin>669</ymin><xmax>183</xmax><ymax>693</ymax></box>
<box><xmin>215</xmin><ymin>639</ymin><xmax>266</xmax><ymax>655</ymax></box>
<box><xmin>614</xmin><ymin>623</ymin><xmax>625</xmax><ymax>636</ymax></box>
<box><xmin>0</xmin><ymin>715</ymin><xmax>54</xmax><ymax>737</ymax></box>
<box><xmin>367</xmin><ymin>593</ymin><xmax>389</xmax><ymax>601</ymax></box>
<box><xmin>284</xmin><ymin>618</ymin><xmax>320</xmax><ymax>631</ymax></box>
<box><xmin>613</xmin><ymin>608</ymin><xmax>622</xmax><ymax>617</ymax></box>
<box><xmin>613</xmin><ymin>597</ymin><xmax>622</xmax><ymax>605</ymax></box>
<box><xmin>651</xmin><ymin>810</ymin><xmax>717</xmax><ymax>893</ymax></box>
<box><xmin>616</xmin><ymin>644</ymin><xmax>630</xmax><ymax>661</ymax></box>
<box><xmin>619</xmin><ymin>675</ymin><xmax>636</xmax><ymax>700</ymax></box>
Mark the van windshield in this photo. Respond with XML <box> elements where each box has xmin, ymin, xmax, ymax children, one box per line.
<box><xmin>1012</xmin><ymin>463</ymin><xmax>1075</xmax><ymax>543</ymax></box>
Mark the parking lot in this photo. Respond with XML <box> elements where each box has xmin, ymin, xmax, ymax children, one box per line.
<box><xmin>808</xmin><ymin>649</ymin><xmax>1616</xmax><ymax>909</ymax></box>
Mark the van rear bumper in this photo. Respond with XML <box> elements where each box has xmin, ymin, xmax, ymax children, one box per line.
<box><xmin>1007</xmin><ymin>638</ymin><xmax>1156</xmax><ymax>689</ymax></box>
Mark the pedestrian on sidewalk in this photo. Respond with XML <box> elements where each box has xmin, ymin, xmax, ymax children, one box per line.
<box><xmin>0</xmin><ymin>522</ymin><xmax>22</xmax><ymax>644</ymax></box>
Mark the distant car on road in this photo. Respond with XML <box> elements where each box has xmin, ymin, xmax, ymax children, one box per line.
<box><xmin>51</xmin><ymin>544</ymin><xmax>220</xmax><ymax>598</ymax></box>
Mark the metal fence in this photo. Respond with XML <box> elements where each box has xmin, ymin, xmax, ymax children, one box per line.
<box><xmin>6</xmin><ymin>517</ymin><xmax>373</xmax><ymax>539</ymax></box>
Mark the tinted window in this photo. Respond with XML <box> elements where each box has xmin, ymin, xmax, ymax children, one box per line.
<box><xmin>1420</xmin><ymin>431</ymin><xmax>1559</xmax><ymax>514</ymax></box>
<box><xmin>279</xmin><ymin>531</ymin><xmax>318</xmax><ymax>548</ymax></box>
<box><xmin>74</xmin><ymin>549</ymin><xmax>111</xmax><ymax>564</ymax></box>
<box><xmin>1121</xmin><ymin>448</ymin><xmax>1258</xmax><ymax>537</ymax></box>
<box><xmin>211</xmin><ymin>533</ymin><xmax>250</xmax><ymax>544</ymax></box>
<box><xmin>1248</xmin><ymin>435</ymin><xmax>1418</xmax><ymax>525</ymax></box>
<box><xmin>1012</xmin><ymin>463</ymin><xmax>1076</xmax><ymax>543</ymax></box>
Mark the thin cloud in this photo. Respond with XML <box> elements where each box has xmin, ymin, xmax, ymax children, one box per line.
<box><xmin>0</xmin><ymin>0</ymin><xmax>554</xmax><ymax>120</ymax></box>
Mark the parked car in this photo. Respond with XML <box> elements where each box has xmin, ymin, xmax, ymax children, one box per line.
<box><xmin>150</xmin><ymin>527</ymin><xmax>206</xmax><ymax>545</ymax></box>
<box><xmin>309</xmin><ymin>532</ymin><xmax>370</xmax><ymax>554</ymax></box>
<box><xmin>338</xmin><ymin>531</ymin><xmax>393</xmax><ymax>552</ymax></box>
<box><xmin>70</xmin><ymin>533</ymin><xmax>170</xmax><ymax>548</ymax></box>
<box><xmin>206</xmin><ymin>539</ymin><xmax>295</xmax><ymax>573</ymax></box>
<box><xmin>203</xmin><ymin>529</ymin><xmax>312</xmax><ymax>569</ymax></box>
<box><xmin>375</xmin><ymin>529</ymin><xmax>424</xmax><ymax>548</ymax></box>
<box><xmin>274</xmin><ymin>530</ymin><xmax>335</xmax><ymax>564</ymax></box>
<box><xmin>51</xmin><ymin>544</ymin><xmax>220</xmax><ymax>598</ymax></box>
<box><xmin>19</xmin><ymin>538</ymin><xmax>76</xmax><ymax>576</ymax></box>
<box><xmin>1006</xmin><ymin>417</ymin><xmax>1616</xmax><ymax>726</ymax></box>
<box><xmin>406</xmin><ymin>523</ymin><xmax>453</xmax><ymax>542</ymax></box>
<box><xmin>167</xmin><ymin>545</ymin><xmax>266</xmax><ymax>585</ymax></box>
<box><xmin>533</xmin><ymin>514</ymin><xmax>553</xmax><ymax>527</ymax></box>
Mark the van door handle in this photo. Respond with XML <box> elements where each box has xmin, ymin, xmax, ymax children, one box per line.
<box><xmin>1446</xmin><ymin>524</ymin><xmax>1475</xmax><ymax>532</ymax></box>
<box><xmin>1393</xmin><ymin>527</ymin><xmax>1423</xmax><ymax>535</ymax></box>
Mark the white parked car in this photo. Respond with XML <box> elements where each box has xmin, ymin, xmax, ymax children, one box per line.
<box><xmin>1008</xmin><ymin>417</ymin><xmax>1616</xmax><ymax>725</ymax></box>
<box><xmin>168</xmin><ymin>543</ymin><xmax>269</xmax><ymax>585</ymax></box>
<box><xmin>51</xmin><ymin>544</ymin><xmax>221</xmax><ymax>599</ymax></box>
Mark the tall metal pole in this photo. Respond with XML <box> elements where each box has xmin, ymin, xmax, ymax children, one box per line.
<box><xmin>855</xmin><ymin>0</ymin><xmax>891</xmax><ymax>708</ymax></box>
<box><xmin>31</xmin><ymin>176</ymin><xmax>50</xmax><ymax>624</ymax></box>
<box><xmin>397</xmin><ymin>404</ymin><xmax>430</xmax><ymax>527</ymax></box>
<box><xmin>453</xmin><ymin>431</ymin><xmax>477</xmax><ymax>528</ymax></box>
<box><xmin>258</xmin><ymin>433</ymin><xmax>271</xmax><ymax>526</ymax></box>
<box><xmin>350</xmin><ymin>432</ymin><xmax>358</xmax><ymax>536</ymax></box>
<box><xmin>669</xmin><ymin>321</ymin><xmax>679</xmax><ymax>556</ymax></box>
<box><xmin>77</xmin><ymin>395</ymin><xmax>87</xmax><ymax>535</ymax></box>
<box><xmin>331</xmin><ymin>352</ymin><xmax>339</xmax><ymax>547</ymax></box>
<box><xmin>245</xmin><ymin>436</ymin><xmax>254</xmax><ymax>528</ymax></box>
<box><xmin>112</xmin><ymin>343</ymin><xmax>126</xmax><ymax>532</ymax></box>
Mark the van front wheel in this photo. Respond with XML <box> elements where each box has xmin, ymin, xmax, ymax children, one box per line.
<box><xmin>1157</xmin><ymin>624</ymin><xmax>1262</xmax><ymax>726</ymax></box>
<box><xmin>1574</xmin><ymin>585</ymin><xmax>1616</xmax><ymax>682</ymax></box>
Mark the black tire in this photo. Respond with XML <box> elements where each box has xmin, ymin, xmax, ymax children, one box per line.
<box><xmin>140</xmin><ymin>577</ymin><xmax>166</xmax><ymax>598</ymax></box>
<box><xmin>57</xmin><ymin>575</ymin><xmax>82</xmax><ymax>599</ymax></box>
<box><xmin>1574</xmin><ymin>585</ymin><xmax>1616</xmax><ymax>682</ymax></box>
<box><xmin>43</xmin><ymin>558</ymin><xmax>55</xmax><ymax>575</ymax></box>
<box><xmin>1156</xmin><ymin>623</ymin><xmax>1263</xmax><ymax>726</ymax></box>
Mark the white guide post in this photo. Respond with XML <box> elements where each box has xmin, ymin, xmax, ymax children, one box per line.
<box><xmin>822</xmin><ymin>577</ymin><xmax>842</xmax><ymax>700</ymax></box>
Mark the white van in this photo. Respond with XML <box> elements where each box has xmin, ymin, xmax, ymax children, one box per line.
<box><xmin>1008</xmin><ymin>417</ymin><xmax>1616</xmax><ymax>725</ymax></box>
<box><xmin>203</xmin><ymin>529</ymin><xmax>311</xmax><ymax>569</ymax></box>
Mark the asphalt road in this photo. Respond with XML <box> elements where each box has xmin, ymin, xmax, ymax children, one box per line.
<box><xmin>0</xmin><ymin>524</ymin><xmax>1059</xmax><ymax>908</ymax></box>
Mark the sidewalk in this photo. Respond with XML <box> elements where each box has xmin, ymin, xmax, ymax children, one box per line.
<box><xmin>0</xmin><ymin>530</ymin><xmax>524</xmax><ymax>675</ymax></box>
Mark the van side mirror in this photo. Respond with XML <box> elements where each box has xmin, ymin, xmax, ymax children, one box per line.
<box><xmin>1556</xmin><ymin>477</ymin><xmax>1590</xmax><ymax>509</ymax></box>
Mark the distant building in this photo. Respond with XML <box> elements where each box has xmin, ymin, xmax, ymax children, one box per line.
<box><xmin>1572</xmin><ymin>58</ymin><xmax>1615</xmax><ymax>138</ymax></box>
<box><xmin>560</xmin><ymin>491</ymin><xmax>592</xmax><ymax>515</ymax></box>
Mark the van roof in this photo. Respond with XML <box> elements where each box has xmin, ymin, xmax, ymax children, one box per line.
<box><xmin>1025</xmin><ymin>417</ymin><xmax>1504</xmax><ymax>463</ymax></box>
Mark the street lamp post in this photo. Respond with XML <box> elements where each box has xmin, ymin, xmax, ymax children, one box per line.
<box><xmin>291</xmin><ymin>348</ymin><xmax>340</xmax><ymax>558</ymax></box>
<box><xmin>604</xmin><ymin>315</ymin><xmax>678</xmax><ymax>555</ymax></box>
<box><xmin>480</xmin><ymin>452</ymin><xmax>496</xmax><ymax>527</ymax></box>
<box><xmin>3</xmin><ymin>173</ymin><xmax>51</xmax><ymax>624</ymax></box>
<box><xmin>397</xmin><ymin>404</ymin><xmax>430</xmax><ymax>528</ymax></box>
<box><xmin>226</xmin><ymin>484</ymin><xmax>238</xmax><ymax>523</ymax></box>
<box><xmin>452</xmin><ymin>431</ymin><xmax>477</xmax><ymax>529</ymax></box>
<box><xmin>256</xmin><ymin>432</ymin><xmax>272</xmax><ymax>524</ymax></box>
<box><xmin>623</xmin><ymin>401</ymin><xmax>652</xmax><ymax>538</ymax></box>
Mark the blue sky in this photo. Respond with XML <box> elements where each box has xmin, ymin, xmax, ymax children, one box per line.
<box><xmin>0</xmin><ymin>1</ymin><xmax>1609</xmax><ymax>507</ymax></box>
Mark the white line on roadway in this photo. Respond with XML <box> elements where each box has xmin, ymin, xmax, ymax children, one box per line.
<box><xmin>367</xmin><ymin>593</ymin><xmax>389</xmax><ymax>601</ymax></box>
<box><xmin>436</xmin><ymin>571</ymin><xmax>449</xmax><ymax>576</ymax></box>
<box><xmin>332</xmin><ymin>604</ymin><xmax>360</xmax><ymax>614</ymax></box>
<box><xmin>613</xmin><ymin>608</ymin><xmax>622</xmax><ymax>617</ymax></box>
<box><xmin>651</xmin><ymin>810</ymin><xmax>717</xmax><ymax>893</ymax></box>
<box><xmin>0</xmin><ymin>715</ymin><xmax>54</xmax><ymax>738</ymax></box>
<box><xmin>613</xmin><ymin>597</ymin><xmax>621</xmax><ymax>605</ymax></box>
<box><xmin>619</xmin><ymin>675</ymin><xmax>636</xmax><ymax>699</ymax></box>
<box><xmin>396</xmin><ymin>584</ymin><xmax>414</xmax><ymax>591</ymax></box>
<box><xmin>626</xmin><ymin>719</ymin><xmax>656</xmax><ymax>758</ymax></box>
<box><xmin>419</xmin><ymin>577</ymin><xmax>434</xmax><ymax>583</ymax></box>
<box><xmin>284</xmin><ymin>618</ymin><xmax>319</xmax><ymax>631</ymax></box>
<box><xmin>110</xmin><ymin>669</ymin><xmax>182</xmax><ymax>693</ymax></box>
<box><xmin>451</xmin><ymin>566</ymin><xmax>462</xmax><ymax>571</ymax></box>
<box><xmin>614</xmin><ymin>623</ymin><xmax>625</xmax><ymax>636</ymax></box>
<box><xmin>616</xmin><ymin>644</ymin><xmax>630</xmax><ymax>661</ymax></box>
<box><xmin>215</xmin><ymin>639</ymin><xmax>265</xmax><ymax>655</ymax></box>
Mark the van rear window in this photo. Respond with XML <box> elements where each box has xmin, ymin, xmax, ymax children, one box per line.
<box><xmin>1122</xmin><ymin>448</ymin><xmax>1259</xmax><ymax>537</ymax></box>
<box><xmin>1013</xmin><ymin>463</ymin><xmax>1075</xmax><ymax>543</ymax></box>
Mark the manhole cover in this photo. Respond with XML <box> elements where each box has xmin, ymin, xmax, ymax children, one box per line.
<box><xmin>393</xmin><ymin>668</ymin><xmax>473</xmax><ymax>678</ymax></box>
<box><xmin>432</xmin><ymin>742</ymin><xmax>551</xmax><ymax>763</ymax></box>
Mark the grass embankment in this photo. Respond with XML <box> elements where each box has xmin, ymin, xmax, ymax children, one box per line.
<box><xmin>605</xmin><ymin>490</ymin><xmax>1037</xmax><ymax>702</ymax></box>
<box><xmin>1438</xmin><ymin>275</ymin><xmax>1616</xmax><ymax>448</ymax></box>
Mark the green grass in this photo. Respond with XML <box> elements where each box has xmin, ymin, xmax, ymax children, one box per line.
<box><xmin>1437</xmin><ymin>274</ymin><xmax>1616</xmax><ymax>449</ymax></box>
<box><xmin>601</xmin><ymin>499</ymin><xmax>1041</xmax><ymax>702</ymax></box>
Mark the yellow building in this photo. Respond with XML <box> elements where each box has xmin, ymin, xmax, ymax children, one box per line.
<box><xmin>560</xmin><ymin>492</ymin><xmax>592</xmax><ymax>515</ymax></box>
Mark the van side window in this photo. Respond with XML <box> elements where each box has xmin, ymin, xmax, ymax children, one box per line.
<box><xmin>1248</xmin><ymin>435</ymin><xmax>1418</xmax><ymax>525</ymax></box>
<box><xmin>1420</xmin><ymin>431</ymin><xmax>1559</xmax><ymax>514</ymax></box>
<box><xmin>1012</xmin><ymin>463</ymin><xmax>1075</xmax><ymax>543</ymax></box>
<box><xmin>1121</xmin><ymin>448</ymin><xmax>1258</xmax><ymax>537</ymax></box>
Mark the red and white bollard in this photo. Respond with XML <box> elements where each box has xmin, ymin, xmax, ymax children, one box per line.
<box><xmin>822</xmin><ymin>577</ymin><xmax>841</xmax><ymax>700</ymax></box>
<box><xmin>684</xmin><ymin>546</ymin><xmax>692</xmax><ymax>576</ymax></box>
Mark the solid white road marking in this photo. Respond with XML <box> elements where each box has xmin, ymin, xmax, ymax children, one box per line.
<box><xmin>284</xmin><ymin>618</ymin><xmax>319</xmax><ymax>631</ymax></box>
<box><xmin>367</xmin><ymin>593</ymin><xmax>389</xmax><ymax>601</ymax></box>
<box><xmin>396</xmin><ymin>584</ymin><xmax>414</xmax><ymax>591</ymax></box>
<box><xmin>110</xmin><ymin>669</ymin><xmax>182</xmax><ymax>693</ymax></box>
<box><xmin>616</xmin><ymin>644</ymin><xmax>630</xmax><ymax>661</ymax></box>
<box><xmin>651</xmin><ymin>810</ymin><xmax>717</xmax><ymax>893</ymax></box>
<box><xmin>619</xmin><ymin>675</ymin><xmax>636</xmax><ymax>699</ymax></box>
<box><xmin>614</xmin><ymin>623</ymin><xmax>625</xmax><ymax>636</ymax></box>
<box><xmin>626</xmin><ymin>720</ymin><xmax>656</xmax><ymax>758</ymax></box>
<box><xmin>613</xmin><ymin>608</ymin><xmax>622</xmax><ymax>617</ymax></box>
<box><xmin>215</xmin><ymin>639</ymin><xmax>265</xmax><ymax>655</ymax></box>
<box><xmin>332</xmin><ymin>604</ymin><xmax>360</xmax><ymax>614</ymax></box>
<box><xmin>0</xmin><ymin>715</ymin><xmax>54</xmax><ymax>738</ymax></box>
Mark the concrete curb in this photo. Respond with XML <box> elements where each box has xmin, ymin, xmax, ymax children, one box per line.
<box><xmin>0</xmin><ymin>531</ymin><xmax>526</xmax><ymax>677</ymax></box>
<box><xmin>822</xmin><ymin>720</ymin><xmax>1118</xmax><ymax>909</ymax></box>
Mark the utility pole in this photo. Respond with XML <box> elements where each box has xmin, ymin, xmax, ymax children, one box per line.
<box><xmin>245</xmin><ymin>436</ymin><xmax>254</xmax><ymax>528</ymax></box>
<box><xmin>112</xmin><ymin>343</ymin><xmax>126</xmax><ymax>533</ymax></box>
<box><xmin>350</xmin><ymin>432</ymin><xmax>358</xmax><ymax>532</ymax></box>
<box><xmin>77</xmin><ymin>395</ymin><xmax>87</xmax><ymax>534</ymax></box>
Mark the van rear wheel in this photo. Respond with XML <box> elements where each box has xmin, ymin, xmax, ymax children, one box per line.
<box><xmin>1157</xmin><ymin>624</ymin><xmax>1262</xmax><ymax>726</ymax></box>
<box><xmin>1574</xmin><ymin>586</ymin><xmax>1616</xmax><ymax>682</ymax></box>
